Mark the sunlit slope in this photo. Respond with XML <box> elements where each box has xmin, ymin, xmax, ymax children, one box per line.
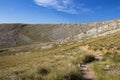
<box><xmin>83</xmin><ymin>32</ymin><xmax>120</xmax><ymax>51</ymax></box>
<box><xmin>0</xmin><ymin>19</ymin><xmax>120</xmax><ymax>48</ymax></box>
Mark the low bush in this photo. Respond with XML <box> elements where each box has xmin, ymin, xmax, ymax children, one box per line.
<box><xmin>37</xmin><ymin>67</ymin><xmax>50</xmax><ymax>76</ymax></box>
<box><xmin>82</xmin><ymin>54</ymin><xmax>96</xmax><ymax>64</ymax></box>
<box><xmin>64</xmin><ymin>71</ymin><xmax>82</xmax><ymax>80</ymax></box>
<box><xmin>54</xmin><ymin>70</ymin><xmax>82</xmax><ymax>80</ymax></box>
<box><xmin>73</xmin><ymin>54</ymin><xmax>96</xmax><ymax>65</ymax></box>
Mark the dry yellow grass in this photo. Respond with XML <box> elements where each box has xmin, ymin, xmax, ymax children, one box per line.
<box><xmin>0</xmin><ymin>42</ymin><xmax>83</xmax><ymax>80</ymax></box>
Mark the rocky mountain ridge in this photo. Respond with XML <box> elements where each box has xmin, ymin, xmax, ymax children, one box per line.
<box><xmin>0</xmin><ymin>20</ymin><xmax>120</xmax><ymax>48</ymax></box>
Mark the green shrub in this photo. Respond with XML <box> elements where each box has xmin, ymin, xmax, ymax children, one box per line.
<box><xmin>92</xmin><ymin>47</ymin><xmax>98</xmax><ymax>51</ymax></box>
<box><xmin>55</xmin><ymin>70</ymin><xmax>82</xmax><ymax>80</ymax></box>
<box><xmin>37</xmin><ymin>67</ymin><xmax>50</xmax><ymax>76</ymax></box>
<box><xmin>64</xmin><ymin>71</ymin><xmax>82</xmax><ymax>80</ymax></box>
<box><xmin>99</xmin><ymin>48</ymin><xmax>103</xmax><ymax>51</ymax></box>
<box><xmin>82</xmin><ymin>55</ymin><xmax>96</xmax><ymax>64</ymax></box>
<box><xmin>73</xmin><ymin>54</ymin><xmax>96</xmax><ymax>65</ymax></box>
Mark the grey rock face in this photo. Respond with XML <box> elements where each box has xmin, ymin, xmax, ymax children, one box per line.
<box><xmin>0</xmin><ymin>24</ymin><xmax>25</xmax><ymax>48</ymax></box>
<box><xmin>0</xmin><ymin>20</ymin><xmax>120</xmax><ymax>48</ymax></box>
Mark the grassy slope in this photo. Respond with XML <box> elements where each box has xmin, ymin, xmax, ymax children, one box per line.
<box><xmin>83</xmin><ymin>32</ymin><xmax>120</xmax><ymax>51</ymax></box>
<box><xmin>0</xmin><ymin>42</ymin><xmax>86</xmax><ymax>80</ymax></box>
<box><xmin>0</xmin><ymin>29</ymin><xmax>120</xmax><ymax>80</ymax></box>
<box><xmin>93</xmin><ymin>53</ymin><xmax>120</xmax><ymax>80</ymax></box>
<box><xmin>82</xmin><ymin>32</ymin><xmax>120</xmax><ymax>80</ymax></box>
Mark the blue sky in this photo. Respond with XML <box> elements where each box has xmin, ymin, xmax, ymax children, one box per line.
<box><xmin>0</xmin><ymin>0</ymin><xmax>120</xmax><ymax>24</ymax></box>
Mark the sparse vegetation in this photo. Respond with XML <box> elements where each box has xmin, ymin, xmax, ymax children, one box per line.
<box><xmin>0</xmin><ymin>42</ymin><xmax>84</xmax><ymax>80</ymax></box>
<box><xmin>73</xmin><ymin>54</ymin><xmax>95</xmax><ymax>65</ymax></box>
<box><xmin>0</xmin><ymin>20</ymin><xmax>120</xmax><ymax>80</ymax></box>
<box><xmin>83</xmin><ymin>32</ymin><xmax>120</xmax><ymax>51</ymax></box>
<box><xmin>93</xmin><ymin>52</ymin><xmax>120</xmax><ymax>80</ymax></box>
<box><xmin>80</xmin><ymin>31</ymin><xmax>120</xmax><ymax>80</ymax></box>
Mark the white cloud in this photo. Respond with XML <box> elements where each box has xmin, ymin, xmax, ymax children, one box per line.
<box><xmin>34</xmin><ymin>0</ymin><xmax>92</xmax><ymax>14</ymax></box>
<box><xmin>34</xmin><ymin>0</ymin><xmax>77</xmax><ymax>14</ymax></box>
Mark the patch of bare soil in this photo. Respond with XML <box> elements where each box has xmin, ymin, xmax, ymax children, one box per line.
<box><xmin>80</xmin><ymin>45</ymin><xmax>103</xmax><ymax>54</ymax></box>
<box><xmin>80</xmin><ymin>63</ymin><xmax>96</xmax><ymax>80</ymax></box>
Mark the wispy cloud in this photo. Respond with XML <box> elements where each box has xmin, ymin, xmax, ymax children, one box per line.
<box><xmin>34</xmin><ymin>0</ymin><xmax>93</xmax><ymax>14</ymax></box>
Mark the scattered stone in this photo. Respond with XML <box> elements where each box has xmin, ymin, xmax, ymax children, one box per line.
<box><xmin>104</xmin><ymin>65</ymin><xmax>120</xmax><ymax>73</ymax></box>
<box><xmin>41</xmin><ymin>44</ymin><xmax>54</xmax><ymax>49</ymax></box>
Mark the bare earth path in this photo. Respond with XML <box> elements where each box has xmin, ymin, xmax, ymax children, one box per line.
<box><xmin>80</xmin><ymin>63</ymin><xmax>96</xmax><ymax>80</ymax></box>
<box><xmin>79</xmin><ymin>45</ymin><xmax>99</xmax><ymax>80</ymax></box>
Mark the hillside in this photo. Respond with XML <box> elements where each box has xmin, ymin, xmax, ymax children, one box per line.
<box><xmin>83</xmin><ymin>32</ymin><xmax>120</xmax><ymax>51</ymax></box>
<box><xmin>81</xmin><ymin>32</ymin><xmax>120</xmax><ymax>80</ymax></box>
<box><xmin>0</xmin><ymin>28</ymin><xmax>120</xmax><ymax>80</ymax></box>
<box><xmin>0</xmin><ymin>20</ymin><xmax>120</xmax><ymax>48</ymax></box>
<box><xmin>0</xmin><ymin>20</ymin><xmax>120</xmax><ymax>80</ymax></box>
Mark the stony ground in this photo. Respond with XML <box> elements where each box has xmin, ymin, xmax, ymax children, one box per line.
<box><xmin>80</xmin><ymin>63</ymin><xmax>96</xmax><ymax>80</ymax></box>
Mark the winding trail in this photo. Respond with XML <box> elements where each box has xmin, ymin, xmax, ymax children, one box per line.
<box><xmin>79</xmin><ymin>45</ymin><xmax>101</xmax><ymax>80</ymax></box>
<box><xmin>80</xmin><ymin>63</ymin><xmax>96</xmax><ymax>80</ymax></box>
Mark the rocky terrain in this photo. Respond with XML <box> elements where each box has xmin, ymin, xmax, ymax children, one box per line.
<box><xmin>0</xmin><ymin>20</ymin><xmax>120</xmax><ymax>48</ymax></box>
<box><xmin>0</xmin><ymin>19</ymin><xmax>120</xmax><ymax>80</ymax></box>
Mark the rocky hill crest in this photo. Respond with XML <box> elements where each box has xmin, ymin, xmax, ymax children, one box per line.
<box><xmin>0</xmin><ymin>20</ymin><xmax>120</xmax><ymax>48</ymax></box>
